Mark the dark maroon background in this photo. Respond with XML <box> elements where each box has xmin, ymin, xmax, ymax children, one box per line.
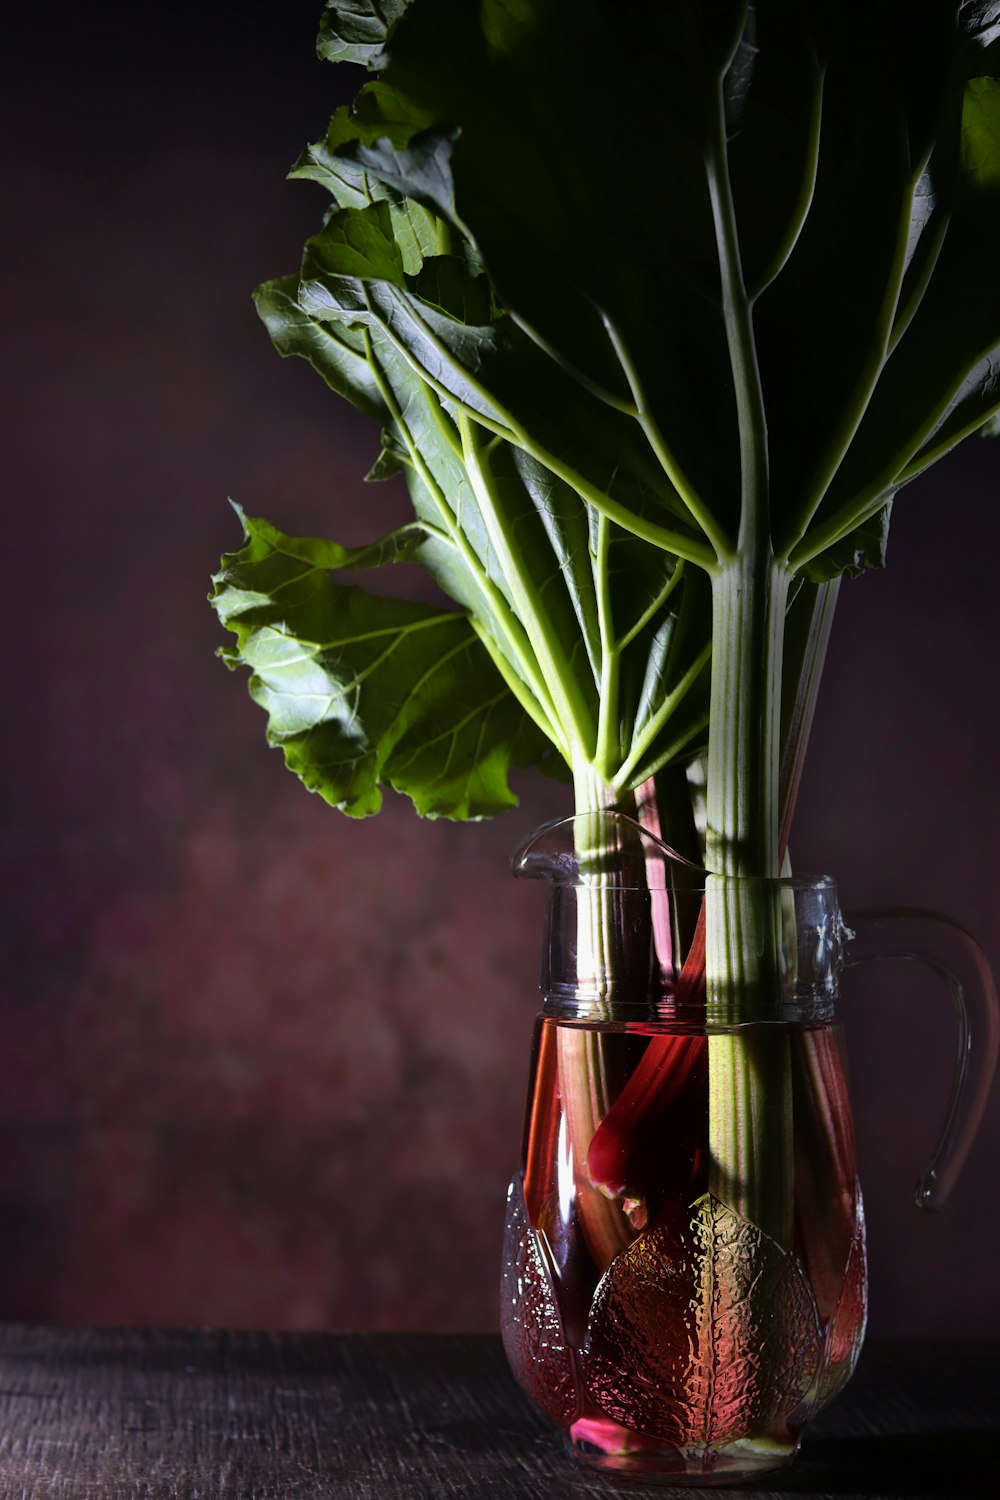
<box><xmin>2</xmin><ymin>3</ymin><xmax>998</xmax><ymax>1335</ymax></box>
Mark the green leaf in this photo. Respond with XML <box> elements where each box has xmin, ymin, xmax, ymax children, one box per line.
<box><xmin>341</xmin><ymin>0</ymin><xmax>996</xmax><ymax>570</ymax></box>
<box><xmin>756</xmin><ymin>50</ymin><xmax>918</xmax><ymax>534</ymax></box>
<box><xmin>962</xmin><ymin>74</ymin><xmax>1000</xmax><ymax>191</ymax></box>
<box><xmin>342</xmin><ymin>0</ymin><xmax>744</xmax><ymax>525</ymax></box>
<box><xmin>241</xmin><ymin>0</ymin><xmax>1000</xmax><ymax>837</ymax></box>
<box><xmin>253</xmin><ymin>276</ymin><xmax>385</xmax><ymax>419</ymax></box>
<box><xmin>722</xmin><ymin>8</ymin><xmax>828</xmax><ymax>299</ymax></box>
<box><xmin>797</xmin><ymin>502</ymin><xmax>893</xmax><ymax>584</ymax></box>
<box><xmin>317</xmin><ymin>0</ymin><xmax>411</xmax><ymax>68</ymax></box>
<box><xmin>903</xmin><ymin>349</ymin><xmax>1000</xmax><ymax>478</ymax></box>
<box><xmin>289</xmin><ymin>82</ymin><xmax>438</xmax><ymax>215</ymax></box>
<box><xmin>211</xmin><ymin>512</ymin><xmax>557</xmax><ymax>819</ymax></box>
<box><xmin>790</xmin><ymin>97</ymin><xmax>1000</xmax><ymax>567</ymax></box>
<box><xmin>304</xmin><ymin>200</ymin><xmax>406</xmax><ymax>286</ymax></box>
<box><xmin>337</xmin><ymin>125</ymin><xmax>460</xmax><ymax>227</ymax></box>
<box><xmin>298</xmin><ymin>229</ymin><xmax>707</xmax><ymax>551</ymax></box>
<box><xmin>408</xmin><ymin>255</ymin><xmax>495</xmax><ymax>325</ymax></box>
<box><xmin>364</xmin><ymin>425</ymin><xmax>407</xmax><ymax>480</ymax></box>
<box><xmin>216</xmin><ymin>506</ymin><xmax>426</xmax><ymax>578</ymax></box>
<box><xmin>508</xmin><ymin>450</ymin><xmax>601</xmax><ymax>684</ymax></box>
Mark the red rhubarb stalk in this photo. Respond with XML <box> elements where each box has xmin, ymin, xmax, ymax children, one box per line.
<box><xmin>587</xmin><ymin>909</ymin><xmax>707</xmax><ymax>1194</ymax></box>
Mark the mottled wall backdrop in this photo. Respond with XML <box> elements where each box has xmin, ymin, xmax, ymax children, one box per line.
<box><xmin>2</xmin><ymin>4</ymin><xmax>998</xmax><ymax>1336</ymax></box>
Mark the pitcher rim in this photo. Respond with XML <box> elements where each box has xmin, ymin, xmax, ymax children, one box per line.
<box><xmin>512</xmin><ymin>811</ymin><xmax>837</xmax><ymax>893</ymax></box>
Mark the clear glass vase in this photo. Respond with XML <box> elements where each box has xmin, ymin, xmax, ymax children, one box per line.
<box><xmin>500</xmin><ymin>813</ymin><xmax>999</xmax><ymax>1484</ymax></box>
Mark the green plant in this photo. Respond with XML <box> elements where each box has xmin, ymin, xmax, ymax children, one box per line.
<box><xmin>212</xmin><ymin>0</ymin><xmax>999</xmax><ymax>1250</ymax></box>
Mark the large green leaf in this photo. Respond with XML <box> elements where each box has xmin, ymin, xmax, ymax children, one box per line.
<box><xmin>788</xmin><ymin>72</ymin><xmax>1000</xmax><ymax>571</ymax></box>
<box><xmin>232</xmin><ymin>0</ymin><xmax>1000</xmax><ymax>828</ymax></box>
<box><xmin>294</xmin><ymin>206</ymin><xmax>717</xmax><ymax>778</ymax></box>
<box><xmin>317</xmin><ymin>0</ymin><xmax>411</xmax><ymax>68</ymax></box>
<box><xmin>330</xmin><ymin>0</ymin><xmax>999</xmax><ymax>566</ymax></box>
<box><xmin>212</xmin><ymin>511</ymin><xmax>557</xmax><ymax>818</ymax></box>
<box><xmin>253</xmin><ymin>275</ymin><xmax>385</xmax><ymax>419</ymax></box>
<box><xmin>250</xmin><ymin>217</ymin><xmax>715</xmax><ymax>787</ymax></box>
<box><xmin>296</xmin><ymin>206</ymin><xmax>707</xmax><ymax>551</ymax></box>
<box><xmin>337</xmin><ymin>0</ymin><xmax>744</xmax><ymax>535</ymax></box>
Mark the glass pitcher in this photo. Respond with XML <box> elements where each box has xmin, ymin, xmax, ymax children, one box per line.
<box><xmin>500</xmin><ymin>813</ymin><xmax>999</xmax><ymax>1484</ymax></box>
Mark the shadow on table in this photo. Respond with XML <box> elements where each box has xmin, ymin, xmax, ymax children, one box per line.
<box><xmin>787</xmin><ymin>1429</ymin><xmax>999</xmax><ymax>1496</ymax></box>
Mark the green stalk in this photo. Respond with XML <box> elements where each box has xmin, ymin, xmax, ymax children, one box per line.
<box><xmin>704</xmin><ymin>558</ymin><xmax>793</xmax><ymax>1248</ymax></box>
<box><xmin>702</xmin><ymin>55</ymin><xmax>795</xmax><ymax>1251</ymax></box>
<box><xmin>555</xmin><ymin>764</ymin><xmax>637</xmax><ymax>1269</ymax></box>
<box><xmin>778</xmin><ymin>578</ymin><xmax>841</xmax><ymax>855</ymax></box>
<box><xmin>705</xmin><ymin>560</ymin><xmax>786</xmax><ymax>877</ymax></box>
<box><xmin>459</xmin><ymin>413</ymin><xmax>596</xmax><ymax>760</ymax></box>
<box><xmin>584</xmin><ymin>584</ymin><xmax>841</xmax><ymax>1205</ymax></box>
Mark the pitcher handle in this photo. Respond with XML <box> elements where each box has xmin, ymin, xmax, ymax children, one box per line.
<box><xmin>842</xmin><ymin>908</ymin><xmax>1000</xmax><ymax>1211</ymax></box>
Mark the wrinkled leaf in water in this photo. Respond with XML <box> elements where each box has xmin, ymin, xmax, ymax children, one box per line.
<box><xmin>582</xmin><ymin>1193</ymin><xmax>820</xmax><ymax>1449</ymax></box>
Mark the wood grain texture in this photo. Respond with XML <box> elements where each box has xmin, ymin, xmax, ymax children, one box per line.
<box><xmin>0</xmin><ymin>1329</ymin><xmax>995</xmax><ymax>1499</ymax></box>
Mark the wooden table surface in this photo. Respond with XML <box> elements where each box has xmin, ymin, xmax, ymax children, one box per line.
<box><xmin>0</xmin><ymin>1328</ymin><xmax>994</xmax><ymax>1498</ymax></box>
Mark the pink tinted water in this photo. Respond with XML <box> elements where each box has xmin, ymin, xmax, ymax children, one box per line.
<box><xmin>501</xmin><ymin>1017</ymin><xmax>867</xmax><ymax>1480</ymax></box>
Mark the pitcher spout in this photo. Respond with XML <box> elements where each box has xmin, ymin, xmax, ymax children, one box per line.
<box><xmin>511</xmin><ymin>810</ymin><xmax>704</xmax><ymax>890</ymax></box>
